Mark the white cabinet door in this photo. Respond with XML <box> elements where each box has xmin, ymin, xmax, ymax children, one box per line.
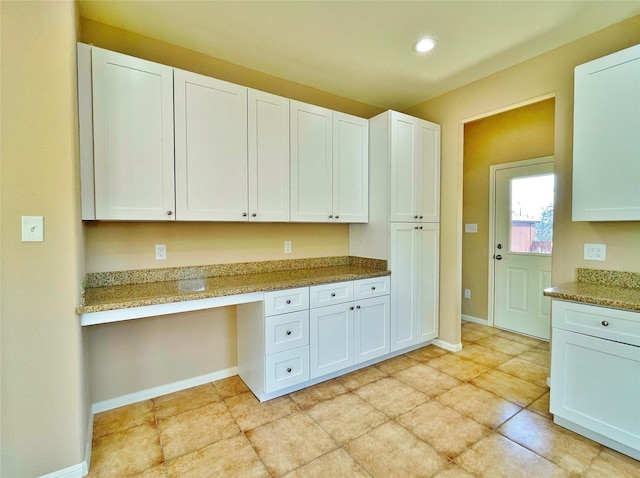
<box><xmin>354</xmin><ymin>295</ymin><xmax>390</xmax><ymax>364</ymax></box>
<box><xmin>417</xmin><ymin>223</ymin><xmax>439</xmax><ymax>343</ymax></box>
<box><xmin>550</xmin><ymin>327</ymin><xmax>640</xmax><ymax>454</ymax></box>
<box><xmin>389</xmin><ymin>111</ymin><xmax>440</xmax><ymax>223</ymax></box>
<box><xmin>174</xmin><ymin>69</ymin><xmax>248</xmax><ymax>221</ymax></box>
<box><xmin>390</xmin><ymin>223</ymin><xmax>419</xmax><ymax>351</ymax></box>
<box><xmin>390</xmin><ymin>223</ymin><xmax>439</xmax><ymax>351</ymax></box>
<box><xmin>310</xmin><ymin>303</ymin><xmax>353</xmax><ymax>378</ymax></box>
<box><xmin>573</xmin><ymin>44</ymin><xmax>640</xmax><ymax>221</ymax></box>
<box><xmin>248</xmin><ymin>89</ymin><xmax>290</xmax><ymax>222</ymax></box>
<box><xmin>91</xmin><ymin>47</ymin><xmax>175</xmax><ymax>220</ymax></box>
<box><xmin>333</xmin><ymin>112</ymin><xmax>368</xmax><ymax>223</ymax></box>
<box><xmin>291</xmin><ymin>101</ymin><xmax>333</xmax><ymax>222</ymax></box>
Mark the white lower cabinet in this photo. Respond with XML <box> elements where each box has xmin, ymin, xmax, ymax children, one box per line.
<box><xmin>550</xmin><ymin>300</ymin><xmax>640</xmax><ymax>460</ymax></box>
<box><xmin>237</xmin><ymin>276</ymin><xmax>390</xmax><ymax>401</ymax></box>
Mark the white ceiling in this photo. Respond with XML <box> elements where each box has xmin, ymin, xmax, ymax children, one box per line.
<box><xmin>78</xmin><ymin>1</ymin><xmax>640</xmax><ymax>110</ymax></box>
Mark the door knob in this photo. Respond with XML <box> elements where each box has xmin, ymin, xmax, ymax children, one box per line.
<box><xmin>494</xmin><ymin>254</ymin><xmax>503</xmax><ymax>260</ymax></box>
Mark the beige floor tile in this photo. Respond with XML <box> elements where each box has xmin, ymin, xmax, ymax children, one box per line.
<box><xmin>375</xmin><ymin>354</ymin><xmax>419</xmax><ymax>374</ymax></box>
<box><xmin>212</xmin><ymin>375</ymin><xmax>249</xmax><ymax>399</ymax></box>
<box><xmin>497</xmin><ymin>357</ymin><xmax>550</xmax><ymax>388</ymax></box>
<box><xmin>455</xmin><ymin>433</ymin><xmax>569</xmax><ymax>477</ymax></box>
<box><xmin>428</xmin><ymin>353</ymin><xmax>491</xmax><ymax>382</ymax></box>
<box><xmin>289</xmin><ymin>378</ymin><xmax>348</xmax><ymax>409</ymax></box>
<box><xmin>338</xmin><ymin>365</ymin><xmax>388</xmax><ymax>390</ymax></box>
<box><xmin>460</xmin><ymin>327</ymin><xmax>493</xmax><ymax>343</ymax></box>
<box><xmin>165</xmin><ymin>433</ymin><xmax>269</xmax><ymax>478</ymax></box>
<box><xmin>476</xmin><ymin>335</ymin><xmax>534</xmax><ymax>356</ymax></box>
<box><xmin>153</xmin><ymin>384</ymin><xmax>221</xmax><ymax>420</ymax></box>
<box><xmin>393</xmin><ymin>363</ymin><xmax>460</xmax><ymax>397</ymax></box>
<box><xmin>437</xmin><ymin>383</ymin><xmax>521</xmax><ymax>429</ymax></box>
<box><xmin>305</xmin><ymin>392</ymin><xmax>388</xmax><ymax>443</ymax></box>
<box><xmin>527</xmin><ymin>391</ymin><xmax>552</xmax><ymax>419</ymax></box>
<box><xmin>499</xmin><ymin>409</ymin><xmax>601</xmax><ymax>475</ymax></box>
<box><xmin>462</xmin><ymin>322</ymin><xmax>500</xmax><ymax>335</ymax></box>
<box><xmin>93</xmin><ymin>400</ymin><xmax>155</xmax><ymax>440</ymax></box>
<box><xmin>282</xmin><ymin>448</ymin><xmax>371</xmax><ymax>478</ymax></box>
<box><xmin>345</xmin><ymin>421</ymin><xmax>446</xmax><ymax>477</ymax></box>
<box><xmin>405</xmin><ymin>344</ymin><xmax>449</xmax><ymax>362</ymax></box>
<box><xmin>246</xmin><ymin>412</ymin><xmax>337</xmax><ymax>476</ymax></box>
<box><xmin>354</xmin><ymin>376</ymin><xmax>428</xmax><ymax>417</ymax></box>
<box><xmin>398</xmin><ymin>400</ymin><xmax>489</xmax><ymax>460</ymax></box>
<box><xmin>585</xmin><ymin>448</ymin><xmax>640</xmax><ymax>477</ymax></box>
<box><xmin>536</xmin><ymin>341</ymin><xmax>550</xmax><ymax>351</ymax></box>
<box><xmin>456</xmin><ymin>343</ymin><xmax>512</xmax><ymax>368</ymax></box>
<box><xmin>496</xmin><ymin>330</ymin><xmax>545</xmax><ymax>347</ymax></box>
<box><xmin>518</xmin><ymin>348</ymin><xmax>551</xmax><ymax>367</ymax></box>
<box><xmin>433</xmin><ymin>464</ymin><xmax>479</xmax><ymax>478</ymax></box>
<box><xmin>88</xmin><ymin>424</ymin><xmax>163</xmax><ymax>478</ymax></box>
<box><xmin>471</xmin><ymin>369</ymin><xmax>546</xmax><ymax>407</ymax></box>
<box><xmin>225</xmin><ymin>391</ymin><xmax>299</xmax><ymax>431</ymax></box>
<box><xmin>158</xmin><ymin>401</ymin><xmax>239</xmax><ymax>461</ymax></box>
<box><xmin>131</xmin><ymin>464</ymin><xmax>168</xmax><ymax>478</ymax></box>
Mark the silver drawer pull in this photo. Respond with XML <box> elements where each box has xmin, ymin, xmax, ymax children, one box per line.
<box><xmin>286</xmin><ymin>330</ymin><xmax>292</xmax><ymax>336</ymax></box>
<box><xmin>286</xmin><ymin>299</ymin><xmax>291</xmax><ymax>304</ymax></box>
<box><xmin>286</xmin><ymin>368</ymin><xmax>292</xmax><ymax>373</ymax></box>
<box><xmin>371</xmin><ymin>286</ymin><xmax>376</xmax><ymax>290</ymax></box>
<box><xmin>350</xmin><ymin>306</ymin><xmax>354</xmax><ymax>310</ymax></box>
<box><xmin>331</xmin><ymin>293</ymin><xmax>336</xmax><ymax>297</ymax></box>
<box><xmin>601</xmin><ymin>320</ymin><xmax>609</xmax><ymax>327</ymax></box>
<box><xmin>357</xmin><ymin>305</ymin><xmax>361</xmax><ymax>309</ymax></box>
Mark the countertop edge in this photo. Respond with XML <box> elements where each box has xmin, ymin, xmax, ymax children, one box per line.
<box><xmin>76</xmin><ymin>269</ymin><xmax>390</xmax><ymax>315</ymax></box>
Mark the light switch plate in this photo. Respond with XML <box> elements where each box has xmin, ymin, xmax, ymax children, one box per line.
<box><xmin>22</xmin><ymin>216</ymin><xmax>44</xmax><ymax>242</ymax></box>
<box><xmin>464</xmin><ymin>223</ymin><xmax>478</xmax><ymax>233</ymax></box>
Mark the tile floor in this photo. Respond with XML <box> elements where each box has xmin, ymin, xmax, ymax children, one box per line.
<box><xmin>88</xmin><ymin>321</ymin><xmax>640</xmax><ymax>477</ymax></box>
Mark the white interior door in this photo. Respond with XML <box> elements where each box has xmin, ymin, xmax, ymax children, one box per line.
<box><xmin>493</xmin><ymin>159</ymin><xmax>554</xmax><ymax>339</ymax></box>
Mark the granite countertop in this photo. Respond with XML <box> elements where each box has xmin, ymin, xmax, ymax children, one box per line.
<box><xmin>77</xmin><ymin>256</ymin><xmax>389</xmax><ymax>315</ymax></box>
<box><xmin>543</xmin><ymin>268</ymin><xmax>640</xmax><ymax>312</ymax></box>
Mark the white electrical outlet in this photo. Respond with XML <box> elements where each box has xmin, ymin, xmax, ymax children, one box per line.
<box><xmin>464</xmin><ymin>289</ymin><xmax>471</xmax><ymax>299</ymax></box>
<box><xmin>284</xmin><ymin>240</ymin><xmax>292</xmax><ymax>253</ymax></box>
<box><xmin>22</xmin><ymin>216</ymin><xmax>44</xmax><ymax>242</ymax></box>
<box><xmin>584</xmin><ymin>243</ymin><xmax>606</xmax><ymax>261</ymax></box>
<box><xmin>155</xmin><ymin>244</ymin><xmax>167</xmax><ymax>260</ymax></box>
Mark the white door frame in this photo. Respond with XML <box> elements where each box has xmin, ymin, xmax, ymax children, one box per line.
<box><xmin>487</xmin><ymin>156</ymin><xmax>554</xmax><ymax>327</ymax></box>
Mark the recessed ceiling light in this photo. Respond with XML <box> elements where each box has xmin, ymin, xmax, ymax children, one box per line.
<box><xmin>413</xmin><ymin>37</ymin><xmax>437</xmax><ymax>54</ymax></box>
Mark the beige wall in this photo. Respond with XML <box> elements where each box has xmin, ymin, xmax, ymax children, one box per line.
<box><xmin>406</xmin><ymin>15</ymin><xmax>640</xmax><ymax>345</ymax></box>
<box><xmin>80</xmin><ymin>19</ymin><xmax>379</xmax><ymax>403</ymax></box>
<box><xmin>462</xmin><ymin>99</ymin><xmax>555</xmax><ymax>320</ymax></box>
<box><xmin>0</xmin><ymin>1</ymin><xmax>87</xmax><ymax>476</ymax></box>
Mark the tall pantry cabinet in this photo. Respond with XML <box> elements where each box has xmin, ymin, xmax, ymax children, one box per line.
<box><xmin>350</xmin><ymin>110</ymin><xmax>440</xmax><ymax>352</ymax></box>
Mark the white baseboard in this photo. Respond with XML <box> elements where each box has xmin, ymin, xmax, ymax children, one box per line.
<box><xmin>38</xmin><ymin>462</ymin><xmax>86</xmax><ymax>478</ymax></box>
<box><xmin>432</xmin><ymin>339</ymin><xmax>463</xmax><ymax>352</ymax></box>
<box><xmin>92</xmin><ymin>367</ymin><xmax>238</xmax><ymax>414</ymax></box>
<box><xmin>461</xmin><ymin>314</ymin><xmax>488</xmax><ymax>326</ymax></box>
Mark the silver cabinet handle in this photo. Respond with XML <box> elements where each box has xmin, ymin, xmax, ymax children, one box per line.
<box><xmin>356</xmin><ymin>305</ymin><xmax>361</xmax><ymax>309</ymax></box>
<box><xmin>602</xmin><ymin>320</ymin><xmax>609</xmax><ymax>327</ymax></box>
<box><xmin>286</xmin><ymin>299</ymin><xmax>291</xmax><ymax>304</ymax></box>
<box><xmin>329</xmin><ymin>215</ymin><xmax>333</xmax><ymax>219</ymax></box>
<box><xmin>371</xmin><ymin>286</ymin><xmax>376</xmax><ymax>290</ymax></box>
<box><xmin>167</xmin><ymin>211</ymin><xmax>173</xmax><ymax>216</ymax></box>
<box><xmin>252</xmin><ymin>213</ymin><xmax>257</xmax><ymax>217</ymax></box>
<box><xmin>349</xmin><ymin>306</ymin><xmax>354</xmax><ymax>310</ymax></box>
<box><xmin>331</xmin><ymin>293</ymin><xmax>336</xmax><ymax>297</ymax></box>
<box><xmin>286</xmin><ymin>330</ymin><xmax>292</xmax><ymax>336</ymax></box>
<box><xmin>286</xmin><ymin>368</ymin><xmax>292</xmax><ymax>373</ymax></box>
<box><xmin>242</xmin><ymin>212</ymin><xmax>247</xmax><ymax>217</ymax></box>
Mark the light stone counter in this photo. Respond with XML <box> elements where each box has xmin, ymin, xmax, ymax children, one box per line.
<box><xmin>543</xmin><ymin>268</ymin><xmax>640</xmax><ymax>312</ymax></box>
<box><xmin>77</xmin><ymin>256</ymin><xmax>388</xmax><ymax>315</ymax></box>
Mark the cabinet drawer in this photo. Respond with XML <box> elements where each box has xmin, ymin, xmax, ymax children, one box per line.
<box><xmin>264</xmin><ymin>287</ymin><xmax>309</xmax><ymax>316</ymax></box>
<box><xmin>310</xmin><ymin>281</ymin><xmax>353</xmax><ymax>308</ymax></box>
<box><xmin>353</xmin><ymin>276</ymin><xmax>390</xmax><ymax>300</ymax></box>
<box><xmin>265</xmin><ymin>310</ymin><xmax>309</xmax><ymax>355</ymax></box>
<box><xmin>265</xmin><ymin>346</ymin><xmax>310</xmax><ymax>393</ymax></box>
<box><xmin>552</xmin><ymin>300</ymin><xmax>640</xmax><ymax>346</ymax></box>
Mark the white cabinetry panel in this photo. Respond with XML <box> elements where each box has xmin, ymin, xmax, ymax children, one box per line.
<box><xmin>91</xmin><ymin>46</ymin><xmax>175</xmax><ymax>220</ymax></box>
<box><xmin>573</xmin><ymin>44</ymin><xmax>640</xmax><ymax>221</ymax></box>
<box><xmin>174</xmin><ymin>69</ymin><xmax>248</xmax><ymax>221</ymax></box>
<box><xmin>310</xmin><ymin>302</ymin><xmax>353</xmax><ymax>378</ymax></box>
<box><xmin>248</xmin><ymin>89</ymin><xmax>290</xmax><ymax>222</ymax></box>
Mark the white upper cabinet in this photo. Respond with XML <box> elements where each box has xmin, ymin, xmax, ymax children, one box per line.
<box><xmin>573</xmin><ymin>44</ymin><xmax>640</xmax><ymax>221</ymax></box>
<box><xmin>89</xmin><ymin>46</ymin><xmax>176</xmax><ymax>220</ymax></box>
<box><xmin>248</xmin><ymin>89</ymin><xmax>290</xmax><ymax>222</ymax></box>
<box><xmin>333</xmin><ymin>112</ymin><xmax>369</xmax><ymax>223</ymax></box>
<box><xmin>390</xmin><ymin>111</ymin><xmax>440</xmax><ymax>223</ymax></box>
<box><xmin>291</xmin><ymin>101</ymin><xmax>368</xmax><ymax>223</ymax></box>
<box><xmin>174</xmin><ymin>69</ymin><xmax>248</xmax><ymax>221</ymax></box>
